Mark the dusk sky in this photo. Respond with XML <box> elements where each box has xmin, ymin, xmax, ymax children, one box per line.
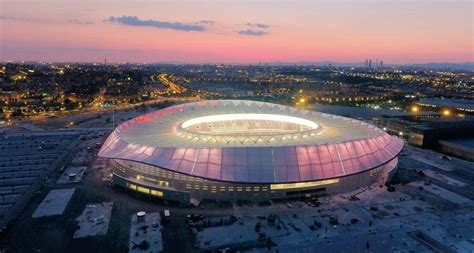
<box><xmin>1</xmin><ymin>0</ymin><xmax>472</xmax><ymax>64</ymax></box>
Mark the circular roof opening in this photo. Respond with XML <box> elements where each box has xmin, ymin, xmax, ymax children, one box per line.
<box><xmin>181</xmin><ymin>113</ymin><xmax>319</xmax><ymax>136</ymax></box>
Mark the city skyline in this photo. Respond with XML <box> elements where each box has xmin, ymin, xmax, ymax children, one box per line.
<box><xmin>1</xmin><ymin>0</ymin><xmax>473</xmax><ymax>64</ymax></box>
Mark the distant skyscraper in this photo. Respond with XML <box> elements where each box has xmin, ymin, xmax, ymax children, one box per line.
<box><xmin>380</xmin><ymin>61</ymin><xmax>384</xmax><ymax>68</ymax></box>
<box><xmin>368</xmin><ymin>59</ymin><xmax>372</xmax><ymax>68</ymax></box>
<box><xmin>365</xmin><ymin>59</ymin><xmax>369</xmax><ymax>67</ymax></box>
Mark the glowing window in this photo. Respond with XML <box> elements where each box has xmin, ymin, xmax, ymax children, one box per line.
<box><xmin>137</xmin><ymin>186</ymin><xmax>150</xmax><ymax>194</ymax></box>
<box><xmin>151</xmin><ymin>190</ymin><xmax>163</xmax><ymax>197</ymax></box>
<box><xmin>270</xmin><ymin>179</ymin><xmax>339</xmax><ymax>190</ymax></box>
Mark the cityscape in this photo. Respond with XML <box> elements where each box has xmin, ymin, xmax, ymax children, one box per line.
<box><xmin>0</xmin><ymin>0</ymin><xmax>473</xmax><ymax>253</ymax></box>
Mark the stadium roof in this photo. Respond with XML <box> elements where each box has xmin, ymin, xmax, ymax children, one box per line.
<box><xmin>99</xmin><ymin>100</ymin><xmax>403</xmax><ymax>183</ymax></box>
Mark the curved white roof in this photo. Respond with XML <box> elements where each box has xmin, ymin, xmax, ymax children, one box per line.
<box><xmin>98</xmin><ymin>100</ymin><xmax>404</xmax><ymax>183</ymax></box>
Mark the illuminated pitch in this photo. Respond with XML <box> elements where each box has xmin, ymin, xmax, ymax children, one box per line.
<box><xmin>181</xmin><ymin>113</ymin><xmax>319</xmax><ymax>135</ymax></box>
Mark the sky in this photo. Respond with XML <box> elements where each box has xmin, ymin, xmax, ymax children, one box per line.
<box><xmin>0</xmin><ymin>0</ymin><xmax>473</xmax><ymax>64</ymax></box>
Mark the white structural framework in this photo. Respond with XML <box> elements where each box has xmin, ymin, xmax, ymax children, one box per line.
<box><xmin>99</xmin><ymin>100</ymin><xmax>404</xmax><ymax>185</ymax></box>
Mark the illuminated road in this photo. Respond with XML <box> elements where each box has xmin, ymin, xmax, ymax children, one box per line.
<box><xmin>154</xmin><ymin>74</ymin><xmax>186</xmax><ymax>94</ymax></box>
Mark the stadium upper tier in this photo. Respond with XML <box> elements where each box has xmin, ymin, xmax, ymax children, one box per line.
<box><xmin>98</xmin><ymin>100</ymin><xmax>403</xmax><ymax>183</ymax></box>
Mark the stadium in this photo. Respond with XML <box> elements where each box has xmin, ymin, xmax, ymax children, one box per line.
<box><xmin>98</xmin><ymin>100</ymin><xmax>404</xmax><ymax>205</ymax></box>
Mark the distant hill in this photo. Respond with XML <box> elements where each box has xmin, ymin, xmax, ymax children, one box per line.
<box><xmin>4</xmin><ymin>60</ymin><xmax>473</xmax><ymax>71</ymax></box>
<box><xmin>403</xmin><ymin>62</ymin><xmax>473</xmax><ymax>71</ymax></box>
<box><xmin>264</xmin><ymin>61</ymin><xmax>365</xmax><ymax>67</ymax></box>
<box><xmin>259</xmin><ymin>61</ymin><xmax>473</xmax><ymax>71</ymax></box>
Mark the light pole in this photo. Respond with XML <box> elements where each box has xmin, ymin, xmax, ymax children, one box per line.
<box><xmin>112</xmin><ymin>107</ymin><xmax>115</xmax><ymax>129</ymax></box>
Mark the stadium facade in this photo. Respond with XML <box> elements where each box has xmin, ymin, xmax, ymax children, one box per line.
<box><xmin>98</xmin><ymin>100</ymin><xmax>404</xmax><ymax>205</ymax></box>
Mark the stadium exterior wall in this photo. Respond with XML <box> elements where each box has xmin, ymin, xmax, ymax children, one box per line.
<box><xmin>109</xmin><ymin>157</ymin><xmax>398</xmax><ymax>205</ymax></box>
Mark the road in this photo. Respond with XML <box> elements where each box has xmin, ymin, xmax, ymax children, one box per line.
<box><xmin>155</xmin><ymin>74</ymin><xmax>186</xmax><ymax>94</ymax></box>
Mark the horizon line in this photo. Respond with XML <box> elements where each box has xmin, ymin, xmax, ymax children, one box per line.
<box><xmin>1</xmin><ymin>60</ymin><xmax>473</xmax><ymax>66</ymax></box>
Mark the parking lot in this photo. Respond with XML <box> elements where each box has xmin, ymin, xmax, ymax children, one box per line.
<box><xmin>0</xmin><ymin>132</ymin><xmax>79</xmax><ymax>230</ymax></box>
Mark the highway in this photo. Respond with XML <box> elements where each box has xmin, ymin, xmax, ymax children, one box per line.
<box><xmin>154</xmin><ymin>74</ymin><xmax>186</xmax><ymax>94</ymax></box>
